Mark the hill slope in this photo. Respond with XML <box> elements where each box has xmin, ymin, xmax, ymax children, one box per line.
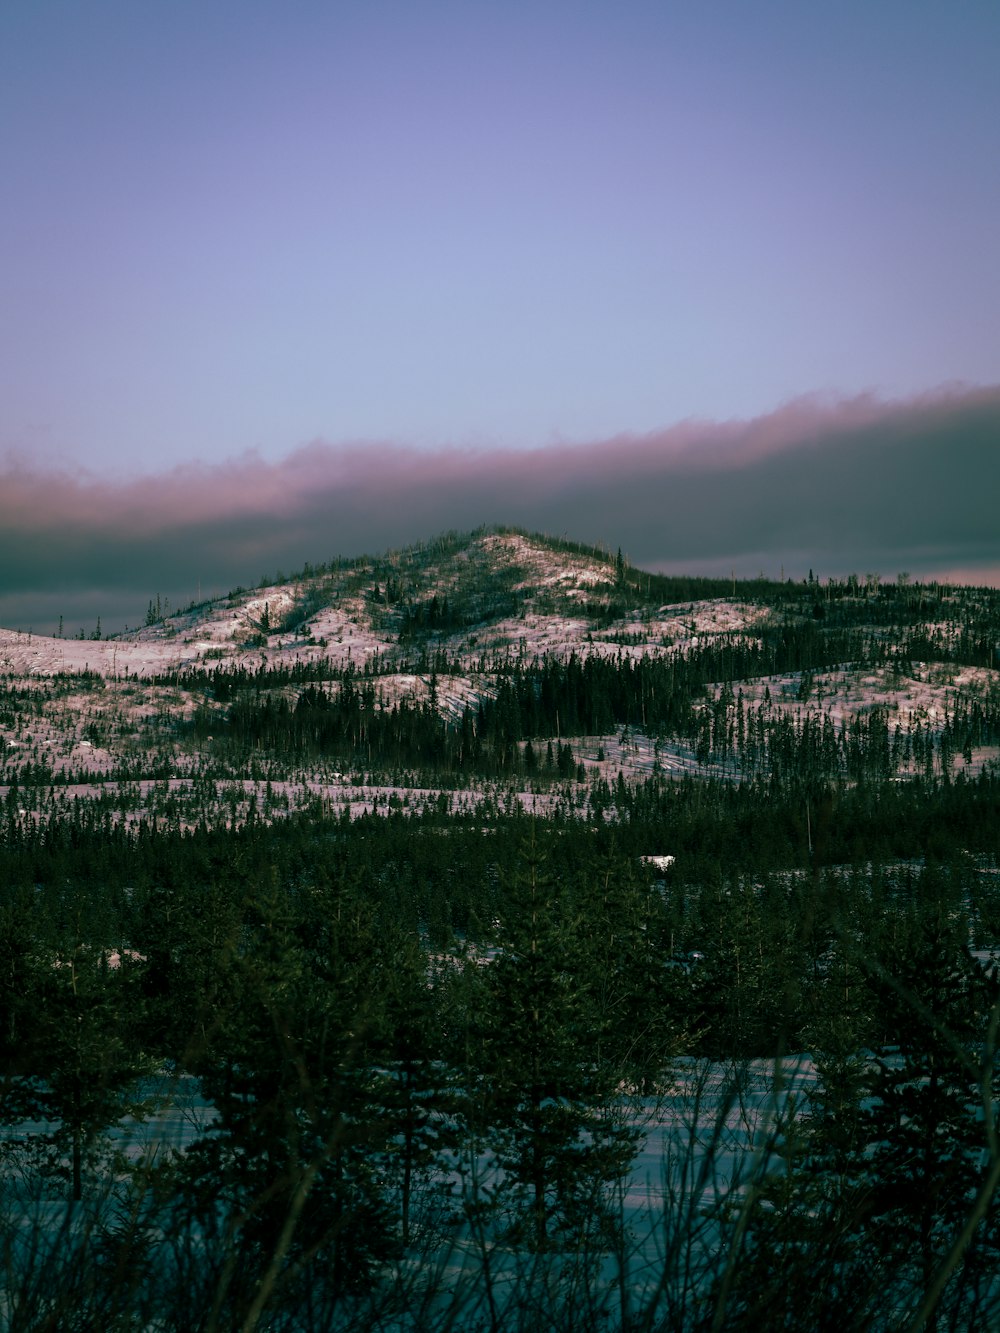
<box><xmin>1</xmin><ymin>527</ymin><xmax>998</xmax><ymax>824</ymax></box>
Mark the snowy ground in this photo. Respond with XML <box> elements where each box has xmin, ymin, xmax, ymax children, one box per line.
<box><xmin>0</xmin><ymin>588</ymin><xmax>769</xmax><ymax>683</ymax></box>
<box><xmin>720</xmin><ymin>661</ymin><xmax>999</xmax><ymax>730</ymax></box>
<box><xmin>0</xmin><ymin>1055</ymin><xmax>814</xmax><ymax>1328</ymax></box>
<box><xmin>703</xmin><ymin>661</ymin><xmax>1000</xmax><ymax>777</ymax></box>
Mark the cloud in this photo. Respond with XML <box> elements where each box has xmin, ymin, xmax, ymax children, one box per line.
<box><xmin>2</xmin><ymin>385</ymin><xmax>998</xmax><ymax>632</ymax></box>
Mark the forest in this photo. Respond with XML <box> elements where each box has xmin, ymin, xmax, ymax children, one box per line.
<box><xmin>0</xmin><ymin>530</ymin><xmax>999</xmax><ymax>1329</ymax></box>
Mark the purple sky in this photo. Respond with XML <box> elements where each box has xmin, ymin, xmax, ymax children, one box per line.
<box><xmin>2</xmin><ymin>2</ymin><xmax>999</xmax><ymax>628</ymax></box>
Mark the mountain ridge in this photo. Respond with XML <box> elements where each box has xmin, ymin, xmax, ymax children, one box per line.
<box><xmin>1</xmin><ymin>526</ymin><xmax>998</xmax><ymax>825</ymax></box>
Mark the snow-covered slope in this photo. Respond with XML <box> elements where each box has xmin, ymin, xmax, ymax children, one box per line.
<box><xmin>1</xmin><ymin>527</ymin><xmax>998</xmax><ymax>819</ymax></box>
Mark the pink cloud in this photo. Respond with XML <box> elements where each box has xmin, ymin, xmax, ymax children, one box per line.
<box><xmin>1</xmin><ymin>384</ymin><xmax>998</xmax><ymax>632</ymax></box>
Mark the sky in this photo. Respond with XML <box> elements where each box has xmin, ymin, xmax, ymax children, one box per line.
<box><xmin>2</xmin><ymin>1</ymin><xmax>999</xmax><ymax>631</ymax></box>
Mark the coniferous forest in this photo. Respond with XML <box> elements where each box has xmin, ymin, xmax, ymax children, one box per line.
<box><xmin>1</xmin><ymin>529</ymin><xmax>999</xmax><ymax>1329</ymax></box>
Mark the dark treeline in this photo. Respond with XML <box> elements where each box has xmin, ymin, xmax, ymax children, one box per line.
<box><xmin>1</xmin><ymin>776</ymin><xmax>1000</xmax><ymax>1325</ymax></box>
<box><xmin>2</xmin><ymin>772</ymin><xmax>1000</xmax><ymax>1036</ymax></box>
<box><xmin>2</xmin><ymin>786</ymin><xmax>999</xmax><ymax>1076</ymax></box>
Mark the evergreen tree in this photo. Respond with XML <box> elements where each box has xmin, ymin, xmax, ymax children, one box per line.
<box><xmin>471</xmin><ymin>832</ymin><xmax>639</xmax><ymax>1251</ymax></box>
<box><xmin>860</xmin><ymin>917</ymin><xmax>1000</xmax><ymax>1329</ymax></box>
<box><xmin>724</xmin><ymin>915</ymin><xmax>1000</xmax><ymax>1331</ymax></box>
<box><xmin>577</xmin><ymin>848</ymin><xmax>683</xmax><ymax>1093</ymax></box>
<box><xmin>30</xmin><ymin>942</ymin><xmax>152</xmax><ymax>1202</ymax></box>
<box><xmin>175</xmin><ymin>874</ymin><xmax>398</xmax><ymax>1322</ymax></box>
<box><xmin>378</xmin><ymin>930</ymin><xmax>460</xmax><ymax>1247</ymax></box>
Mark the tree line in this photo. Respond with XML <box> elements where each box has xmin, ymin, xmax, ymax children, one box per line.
<box><xmin>0</xmin><ymin>802</ymin><xmax>999</xmax><ymax>1325</ymax></box>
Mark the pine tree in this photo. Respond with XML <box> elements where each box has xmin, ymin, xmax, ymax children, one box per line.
<box><xmin>31</xmin><ymin>942</ymin><xmax>152</xmax><ymax>1202</ymax></box>
<box><xmin>860</xmin><ymin>917</ymin><xmax>1000</xmax><ymax>1329</ymax></box>
<box><xmin>377</xmin><ymin>930</ymin><xmax>459</xmax><ymax>1247</ymax></box>
<box><xmin>578</xmin><ymin>847</ymin><xmax>682</xmax><ymax>1093</ymax></box>
<box><xmin>471</xmin><ymin>832</ymin><xmax>638</xmax><ymax>1251</ymax></box>
<box><xmin>177</xmin><ymin>875</ymin><xmax>398</xmax><ymax>1320</ymax></box>
<box><xmin>726</xmin><ymin>914</ymin><xmax>1000</xmax><ymax>1331</ymax></box>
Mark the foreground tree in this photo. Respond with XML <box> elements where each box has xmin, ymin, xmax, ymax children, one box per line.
<box><xmin>717</xmin><ymin>913</ymin><xmax>1000</xmax><ymax>1331</ymax></box>
<box><xmin>470</xmin><ymin>834</ymin><xmax>639</xmax><ymax>1252</ymax></box>
<box><xmin>31</xmin><ymin>942</ymin><xmax>152</xmax><ymax>1203</ymax></box>
<box><xmin>174</xmin><ymin>875</ymin><xmax>399</xmax><ymax>1326</ymax></box>
<box><xmin>861</xmin><ymin>917</ymin><xmax>1000</xmax><ymax>1329</ymax></box>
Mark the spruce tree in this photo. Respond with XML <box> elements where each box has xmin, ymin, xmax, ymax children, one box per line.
<box><xmin>176</xmin><ymin>874</ymin><xmax>398</xmax><ymax>1321</ymax></box>
<box><xmin>472</xmin><ymin>831</ymin><xmax>638</xmax><ymax>1251</ymax></box>
<box><xmin>31</xmin><ymin>942</ymin><xmax>152</xmax><ymax>1202</ymax></box>
<box><xmin>860</xmin><ymin>917</ymin><xmax>1000</xmax><ymax>1329</ymax></box>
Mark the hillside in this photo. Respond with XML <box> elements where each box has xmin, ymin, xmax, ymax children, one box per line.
<box><xmin>1</xmin><ymin>526</ymin><xmax>999</xmax><ymax>826</ymax></box>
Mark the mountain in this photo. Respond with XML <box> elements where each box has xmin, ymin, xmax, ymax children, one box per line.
<box><xmin>1</xmin><ymin>526</ymin><xmax>998</xmax><ymax>825</ymax></box>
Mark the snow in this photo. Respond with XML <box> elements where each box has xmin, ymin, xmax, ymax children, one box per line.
<box><xmin>479</xmin><ymin>531</ymin><xmax>615</xmax><ymax>592</ymax></box>
<box><xmin>704</xmin><ymin>660</ymin><xmax>1000</xmax><ymax>777</ymax></box>
<box><xmin>641</xmin><ymin>855</ymin><xmax>676</xmax><ymax>872</ymax></box>
<box><xmin>0</xmin><ymin>1054</ymin><xmax>818</xmax><ymax>1326</ymax></box>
